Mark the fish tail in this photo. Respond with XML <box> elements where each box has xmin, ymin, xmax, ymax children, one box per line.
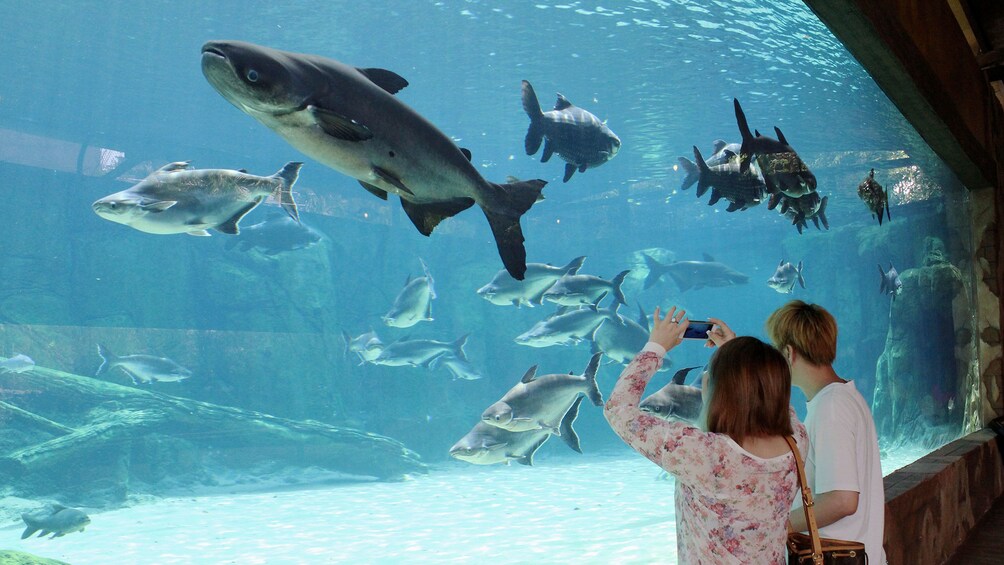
<box><xmin>521</xmin><ymin>80</ymin><xmax>545</xmax><ymax>155</ymax></box>
<box><xmin>341</xmin><ymin>331</ymin><xmax>353</xmax><ymax>358</ymax></box>
<box><xmin>558</xmin><ymin>395</ymin><xmax>585</xmax><ymax>453</ymax></box>
<box><xmin>20</xmin><ymin>515</ymin><xmax>40</xmax><ymax>540</ymax></box>
<box><xmin>482</xmin><ymin>178</ymin><xmax>547</xmax><ymax>280</ymax></box>
<box><xmin>878</xmin><ymin>264</ymin><xmax>887</xmax><ymax>293</ymax></box>
<box><xmin>420</xmin><ymin>258</ymin><xmax>436</xmax><ymax>299</ymax></box>
<box><xmin>583</xmin><ymin>352</ymin><xmax>604</xmax><ymax>406</ymax></box>
<box><xmin>691</xmin><ymin>146</ymin><xmax>715</xmax><ymax>198</ymax></box>
<box><xmin>272</xmin><ymin>162</ymin><xmax>303</xmax><ymax>223</ymax></box>
<box><xmin>453</xmin><ymin>334</ymin><xmax>470</xmax><ymax>362</ymax></box>
<box><xmin>818</xmin><ymin>195</ymin><xmax>830</xmax><ymax>230</ymax></box>
<box><xmin>678</xmin><ymin>157</ymin><xmax>699</xmax><ymax>191</ymax></box>
<box><xmin>733</xmin><ymin>98</ymin><xmax>755</xmax><ymax>174</ymax></box>
<box><xmin>95</xmin><ymin>343</ymin><xmax>115</xmax><ymax>376</ymax></box>
<box><xmin>641</xmin><ymin>254</ymin><xmax>665</xmax><ymax>290</ymax></box>
<box><xmin>797</xmin><ymin>261</ymin><xmax>806</xmax><ymax>289</ymax></box>
<box><xmin>611</xmin><ymin>270</ymin><xmax>630</xmax><ymax>306</ymax></box>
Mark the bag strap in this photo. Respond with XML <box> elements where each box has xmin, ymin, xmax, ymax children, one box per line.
<box><xmin>785</xmin><ymin>435</ymin><xmax>823</xmax><ymax>564</ymax></box>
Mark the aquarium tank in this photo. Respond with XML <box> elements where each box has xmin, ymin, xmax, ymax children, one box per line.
<box><xmin>0</xmin><ymin>1</ymin><xmax>987</xmax><ymax>563</ymax></box>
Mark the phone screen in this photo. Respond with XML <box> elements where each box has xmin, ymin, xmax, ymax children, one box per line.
<box><xmin>683</xmin><ymin>321</ymin><xmax>714</xmax><ymax>339</ymax></box>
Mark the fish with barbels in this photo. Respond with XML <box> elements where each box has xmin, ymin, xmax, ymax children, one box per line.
<box><xmin>367</xmin><ymin>335</ymin><xmax>468</xmax><ymax>369</ymax></box>
<box><xmin>482</xmin><ymin>353</ymin><xmax>603</xmax><ymax>434</ymax></box>
<box><xmin>96</xmin><ymin>344</ymin><xmax>192</xmax><ymax>384</ymax></box>
<box><xmin>223</xmin><ymin>210</ymin><xmax>323</xmax><ymax>255</ymax></box>
<box><xmin>201</xmin><ymin>40</ymin><xmax>545</xmax><ymax>280</ymax></box>
<box><xmin>450</xmin><ymin>397</ymin><xmax>586</xmax><ymax>466</ymax></box>
<box><xmin>767</xmin><ymin>259</ymin><xmax>806</xmax><ymax>294</ymax></box>
<box><xmin>514</xmin><ymin>299</ymin><xmax>621</xmax><ymax>348</ymax></box>
<box><xmin>383</xmin><ymin>259</ymin><xmax>436</xmax><ymax>328</ymax></box>
<box><xmin>779</xmin><ymin>192</ymin><xmax>830</xmax><ymax>234</ymax></box>
<box><xmin>521</xmin><ymin>80</ymin><xmax>621</xmax><ymax>183</ymax></box>
<box><xmin>639</xmin><ymin>366</ymin><xmax>704</xmax><ymax>424</ymax></box>
<box><xmin>705</xmin><ymin>139</ymin><xmax>743</xmax><ymax>168</ymax></box>
<box><xmin>542</xmin><ymin>269</ymin><xmax>630</xmax><ymax>308</ymax></box>
<box><xmin>21</xmin><ymin>504</ymin><xmax>90</xmax><ymax>539</ymax></box>
<box><xmin>733</xmin><ymin>99</ymin><xmax>816</xmax><ymax>209</ymax></box>
<box><xmin>590</xmin><ymin>305</ymin><xmax>651</xmax><ymax>366</ymax></box>
<box><xmin>0</xmin><ymin>353</ymin><xmax>35</xmax><ymax>373</ymax></box>
<box><xmin>477</xmin><ymin>256</ymin><xmax>587</xmax><ymax>308</ymax></box>
<box><xmin>858</xmin><ymin>169</ymin><xmax>891</xmax><ymax>226</ymax></box>
<box><xmin>641</xmin><ymin>253</ymin><xmax>750</xmax><ymax>292</ymax></box>
<box><xmin>678</xmin><ymin>146</ymin><xmax>767</xmax><ymax>213</ymax></box>
<box><xmin>431</xmin><ymin>352</ymin><xmax>483</xmax><ymax>381</ymax></box>
<box><xmin>342</xmin><ymin>331</ymin><xmax>384</xmax><ymax>364</ymax></box>
<box><xmin>879</xmin><ymin>262</ymin><xmax>903</xmax><ymax>300</ymax></box>
<box><xmin>92</xmin><ymin>161</ymin><xmax>300</xmax><ymax>236</ymax></box>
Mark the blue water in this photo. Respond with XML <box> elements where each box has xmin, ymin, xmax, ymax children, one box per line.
<box><xmin>0</xmin><ymin>1</ymin><xmax>974</xmax><ymax>562</ymax></box>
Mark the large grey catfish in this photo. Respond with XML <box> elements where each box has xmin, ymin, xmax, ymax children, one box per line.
<box><xmin>201</xmin><ymin>40</ymin><xmax>546</xmax><ymax>279</ymax></box>
<box><xmin>481</xmin><ymin>353</ymin><xmax>603</xmax><ymax>434</ymax></box>
<box><xmin>639</xmin><ymin>366</ymin><xmax>704</xmax><ymax>424</ymax></box>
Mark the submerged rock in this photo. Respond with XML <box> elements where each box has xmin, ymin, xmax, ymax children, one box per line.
<box><xmin>0</xmin><ymin>551</ymin><xmax>70</xmax><ymax>565</ymax></box>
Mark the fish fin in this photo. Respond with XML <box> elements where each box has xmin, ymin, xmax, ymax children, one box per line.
<box><xmin>564</xmin><ymin>255</ymin><xmax>587</xmax><ymax>275</ymax></box>
<box><xmin>642</xmin><ymin>254</ymin><xmax>665</xmax><ymax>290</ymax></box>
<box><xmin>214</xmin><ymin>198</ymin><xmax>262</xmax><ymax>235</ymax></box>
<box><xmin>516</xmin><ymin>435</ymin><xmax>549</xmax><ymax>466</ymax></box>
<box><xmin>139</xmin><ymin>200</ymin><xmax>177</xmax><ymax>213</ymax></box>
<box><xmin>733</xmin><ymin>99</ymin><xmax>755</xmax><ymax>174</ymax></box>
<box><xmin>667</xmin><ymin>270</ymin><xmax>693</xmax><ymax>292</ymax></box>
<box><xmin>678</xmin><ymin>157</ymin><xmax>699</xmax><ymax>191</ymax></box>
<box><xmin>520</xmin><ymin>365</ymin><xmax>538</xmax><ymax>383</ymax></box>
<box><xmin>553</xmin><ymin>93</ymin><xmax>573</xmax><ymax>110</ymax></box>
<box><xmin>559</xmin><ymin>396</ymin><xmax>585</xmax><ymax>453</ymax></box>
<box><xmin>692</xmin><ymin>146</ymin><xmax>713</xmax><ymax>198</ymax></box>
<box><xmin>400</xmin><ymin>197</ymin><xmax>475</xmax><ymax>236</ymax></box>
<box><xmin>702</xmin><ymin>252</ymin><xmax>715</xmax><ymax>262</ymax></box>
<box><xmin>528</xmin><ymin>286</ymin><xmax>549</xmax><ymax>306</ymax></box>
<box><xmin>541</xmin><ymin>139</ymin><xmax>555</xmax><ymax>163</ymax></box>
<box><xmin>155</xmin><ymin>161</ymin><xmax>191</xmax><ymax>174</ymax></box>
<box><xmin>578</xmin><ymin>163</ymin><xmax>587</xmax><ymax>173</ymax></box>
<box><xmin>482</xmin><ymin>178</ymin><xmax>546</xmax><ymax>280</ymax></box>
<box><xmin>186</xmin><ymin>229</ymin><xmax>211</xmax><ymax>237</ymax></box>
<box><xmin>373</xmin><ymin>166</ymin><xmax>414</xmax><ymax>196</ymax></box>
<box><xmin>712</xmin><ymin>139</ymin><xmax>727</xmax><ymax>154</ymax></box>
<box><xmin>356</xmin><ymin>67</ymin><xmax>409</xmax><ymax>94</ymax></box>
<box><xmin>636</xmin><ymin>303</ymin><xmax>650</xmax><ymax>330</ymax></box>
<box><xmin>453</xmin><ymin>334</ymin><xmax>469</xmax><ymax>361</ymax></box>
<box><xmin>521</xmin><ymin>81</ymin><xmax>545</xmax><ymax>155</ymax></box>
<box><xmin>611</xmin><ymin>270</ymin><xmax>630</xmax><ymax>306</ymax></box>
<box><xmin>271</xmin><ymin>162</ymin><xmax>302</xmax><ymax>222</ymax></box>
<box><xmin>308</xmin><ymin>105</ymin><xmax>373</xmax><ymax>142</ymax></box>
<box><xmin>95</xmin><ymin>344</ymin><xmax>115</xmax><ymax>376</ymax></box>
<box><xmin>460</xmin><ymin>148</ymin><xmax>472</xmax><ymax>161</ymax></box>
<box><xmin>885</xmin><ymin>197</ymin><xmax>891</xmax><ymax>222</ymax></box>
<box><xmin>563</xmin><ymin>163</ymin><xmax>576</xmax><ymax>183</ymax></box>
<box><xmin>708</xmin><ymin>189</ymin><xmax>723</xmax><ymax>206</ymax></box>
<box><xmin>420</xmin><ymin>258</ymin><xmax>436</xmax><ymax>299</ymax></box>
<box><xmin>358</xmin><ymin>181</ymin><xmax>389</xmax><ymax>200</ymax></box>
<box><xmin>725</xmin><ymin>201</ymin><xmax>743</xmax><ymax>212</ymax></box>
<box><xmin>767</xmin><ymin>192</ymin><xmax>783</xmax><ymax>211</ymax></box>
<box><xmin>584</xmin><ymin>352</ymin><xmax>604</xmax><ymax>406</ymax></box>
<box><xmin>797</xmin><ymin>261</ymin><xmax>806</xmax><ymax>289</ymax></box>
<box><xmin>818</xmin><ymin>195</ymin><xmax>830</xmax><ymax>230</ymax></box>
<box><xmin>774</xmin><ymin>126</ymin><xmax>789</xmax><ymax>146</ymax></box>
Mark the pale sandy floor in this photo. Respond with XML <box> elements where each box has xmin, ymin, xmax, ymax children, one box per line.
<box><xmin>2</xmin><ymin>448</ymin><xmax>928</xmax><ymax>565</ymax></box>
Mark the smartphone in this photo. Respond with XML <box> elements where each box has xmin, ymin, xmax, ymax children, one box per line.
<box><xmin>683</xmin><ymin>320</ymin><xmax>714</xmax><ymax>339</ymax></box>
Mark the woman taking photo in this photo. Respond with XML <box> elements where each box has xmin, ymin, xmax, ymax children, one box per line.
<box><xmin>604</xmin><ymin>307</ymin><xmax>807</xmax><ymax>564</ymax></box>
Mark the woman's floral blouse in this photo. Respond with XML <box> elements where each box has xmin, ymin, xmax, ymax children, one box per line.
<box><xmin>604</xmin><ymin>346</ymin><xmax>809</xmax><ymax>564</ymax></box>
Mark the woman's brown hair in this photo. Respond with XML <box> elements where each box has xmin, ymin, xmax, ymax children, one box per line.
<box><xmin>703</xmin><ymin>336</ymin><xmax>793</xmax><ymax>444</ymax></box>
<box><xmin>764</xmin><ymin>300</ymin><xmax>837</xmax><ymax>366</ymax></box>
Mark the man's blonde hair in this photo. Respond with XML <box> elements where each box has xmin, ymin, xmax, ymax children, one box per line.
<box><xmin>765</xmin><ymin>300</ymin><xmax>837</xmax><ymax>366</ymax></box>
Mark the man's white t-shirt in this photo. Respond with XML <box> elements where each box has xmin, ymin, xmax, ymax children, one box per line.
<box><xmin>794</xmin><ymin>380</ymin><xmax>886</xmax><ymax>563</ymax></box>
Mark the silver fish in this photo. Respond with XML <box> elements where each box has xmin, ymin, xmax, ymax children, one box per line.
<box><xmin>0</xmin><ymin>353</ymin><xmax>35</xmax><ymax>373</ymax></box>
<box><xmin>201</xmin><ymin>40</ymin><xmax>545</xmax><ymax>280</ymax></box>
<box><xmin>639</xmin><ymin>366</ymin><xmax>704</xmax><ymax>424</ymax></box>
<box><xmin>450</xmin><ymin>396</ymin><xmax>585</xmax><ymax>465</ymax></box>
<box><xmin>96</xmin><ymin>344</ymin><xmax>192</xmax><ymax>384</ymax></box>
<box><xmin>431</xmin><ymin>352</ymin><xmax>483</xmax><ymax>381</ymax></box>
<box><xmin>92</xmin><ymin>161</ymin><xmax>300</xmax><ymax>236</ymax></box>
<box><xmin>879</xmin><ymin>262</ymin><xmax>903</xmax><ymax>300</ymax></box>
<box><xmin>481</xmin><ymin>353</ymin><xmax>603</xmax><ymax>434</ymax></box>
<box><xmin>224</xmin><ymin>210</ymin><xmax>323</xmax><ymax>255</ymax></box>
<box><xmin>590</xmin><ymin>307</ymin><xmax>650</xmax><ymax>366</ymax></box>
<box><xmin>642</xmin><ymin>253</ymin><xmax>749</xmax><ymax>291</ymax></box>
<box><xmin>514</xmin><ymin>301</ymin><xmax>621</xmax><ymax>348</ymax></box>
<box><xmin>542</xmin><ymin>270</ymin><xmax>630</xmax><ymax>307</ymax></box>
<box><xmin>21</xmin><ymin>505</ymin><xmax>91</xmax><ymax>539</ymax></box>
<box><xmin>767</xmin><ymin>259</ymin><xmax>806</xmax><ymax>294</ymax></box>
<box><xmin>705</xmin><ymin>139</ymin><xmax>742</xmax><ymax>168</ymax></box>
<box><xmin>367</xmin><ymin>335</ymin><xmax>468</xmax><ymax>368</ymax></box>
<box><xmin>476</xmin><ymin>256</ymin><xmax>586</xmax><ymax>308</ymax></box>
<box><xmin>342</xmin><ymin>331</ymin><xmax>384</xmax><ymax>364</ymax></box>
<box><xmin>521</xmin><ymin>80</ymin><xmax>621</xmax><ymax>183</ymax></box>
<box><xmin>383</xmin><ymin>259</ymin><xmax>436</xmax><ymax>328</ymax></box>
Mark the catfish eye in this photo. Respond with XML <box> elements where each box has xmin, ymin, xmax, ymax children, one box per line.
<box><xmin>246</xmin><ymin>69</ymin><xmax>259</xmax><ymax>82</ymax></box>
<box><xmin>109</xmin><ymin>202</ymin><xmax>117</xmax><ymax>209</ymax></box>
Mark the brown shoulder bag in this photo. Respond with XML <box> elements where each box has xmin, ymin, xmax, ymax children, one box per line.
<box><xmin>784</xmin><ymin>435</ymin><xmax>868</xmax><ymax>565</ymax></box>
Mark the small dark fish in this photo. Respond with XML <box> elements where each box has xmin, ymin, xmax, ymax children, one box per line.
<box><xmin>779</xmin><ymin>192</ymin><xmax>829</xmax><ymax>234</ymax></box>
<box><xmin>733</xmin><ymin>99</ymin><xmax>816</xmax><ymax>207</ymax></box>
<box><xmin>642</xmin><ymin>253</ymin><xmax>749</xmax><ymax>292</ymax></box>
<box><xmin>21</xmin><ymin>505</ymin><xmax>90</xmax><ymax>539</ymax></box>
<box><xmin>678</xmin><ymin>146</ymin><xmax>767</xmax><ymax>212</ymax></box>
<box><xmin>96</xmin><ymin>344</ymin><xmax>192</xmax><ymax>384</ymax></box>
<box><xmin>879</xmin><ymin>262</ymin><xmax>903</xmax><ymax>300</ymax></box>
<box><xmin>767</xmin><ymin>259</ymin><xmax>806</xmax><ymax>294</ymax></box>
<box><xmin>224</xmin><ymin>210</ymin><xmax>323</xmax><ymax>255</ymax></box>
<box><xmin>858</xmin><ymin>169</ymin><xmax>891</xmax><ymax>225</ymax></box>
<box><xmin>522</xmin><ymin>80</ymin><xmax>621</xmax><ymax>182</ymax></box>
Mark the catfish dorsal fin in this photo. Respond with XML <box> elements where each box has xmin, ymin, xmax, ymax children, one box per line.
<box><xmin>521</xmin><ymin>365</ymin><xmax>538</xmax><ymax>383</ymax></box>
<box><xmin>460</xmin><ymin>148</ymin><xmax>472</xmax><ymax>161</ymax></box>
<box><xmin>553</xmin><ymin>93</ymin><xmax>573</xmax><ymax>111</ymax></box>
<box><xmin>702</xmin><ymin>252</ymin><xmax>715</xmax><ymax>262</ymax></box>
<box><xmin>774</xmin><ymin>126</ymin><xmax>789</xmax><ymax>145</ymax></box>
<box><xmin>357</xmin><ymin>68</ymin><xmax>409</xmax><ymax>95</ymax></box>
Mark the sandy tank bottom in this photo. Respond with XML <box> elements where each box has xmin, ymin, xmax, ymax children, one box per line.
<box><xmin>2</xmin><ymin>449</ymin><xmax>928</xmax><ymax>565</ymax></box>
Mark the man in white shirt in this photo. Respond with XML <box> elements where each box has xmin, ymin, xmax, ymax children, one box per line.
<box><xmin>764</xmin><ymin>300</ymin><xmax>886</xmax><ymax>563</ymax></box>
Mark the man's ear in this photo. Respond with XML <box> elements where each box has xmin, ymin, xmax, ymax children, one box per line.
<box><xmin>785</xmin><ymin>344</ymin><xmax>797</xmax><ymax>364</ymax></box>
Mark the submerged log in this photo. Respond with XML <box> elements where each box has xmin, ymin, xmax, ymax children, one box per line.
<box><xmin>0</xmin><ymin>364</ymin><xmax>426</xmax><ymax>505</ymax></box>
